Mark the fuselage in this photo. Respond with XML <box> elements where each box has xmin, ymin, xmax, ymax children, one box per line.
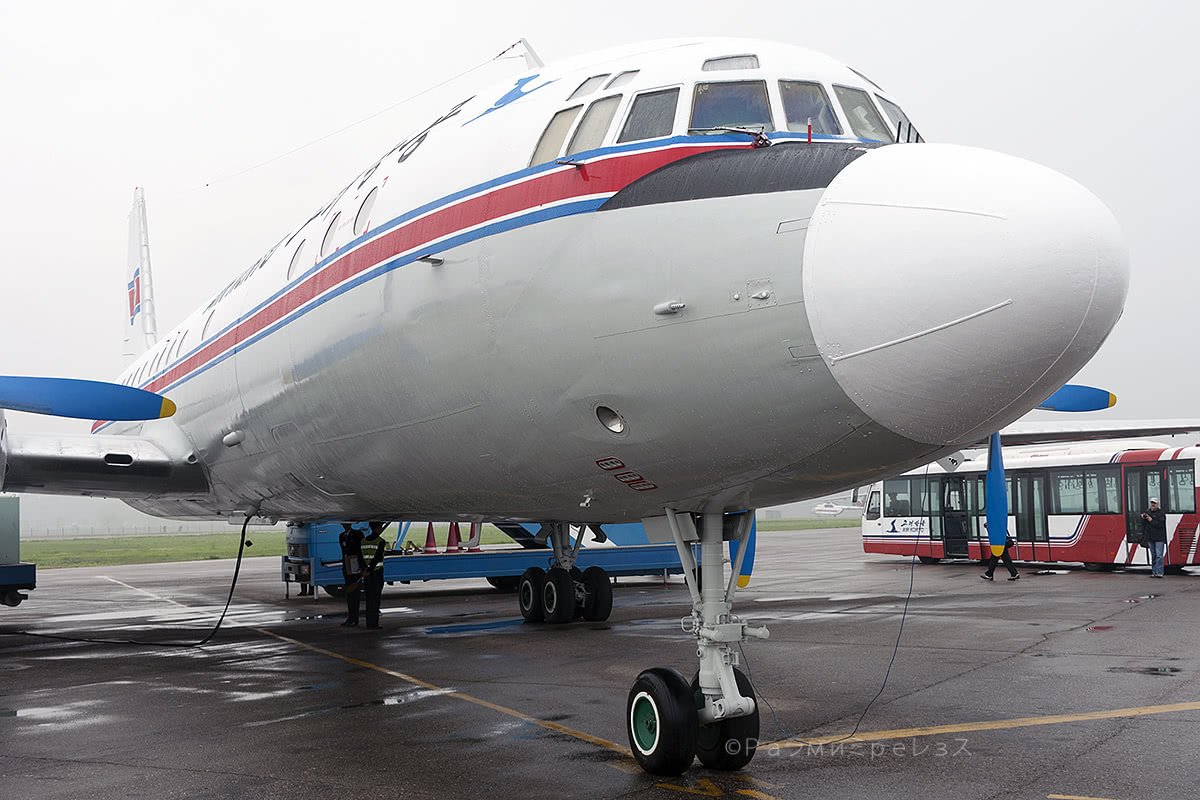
<box><xmin>98</xmin><ymin>38</ymin><xmax>1129</xmax><ymax>524</ymax></box>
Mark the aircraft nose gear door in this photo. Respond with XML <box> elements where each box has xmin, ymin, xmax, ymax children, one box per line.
<box><xmin>941</xmin><ymin>477</ymin><xmax>970</xmax><ymax>558</ymax></box>
<box><xmin>626</xmin><ymin>510</ymin><xmax>766</xmax><ymax>776</ymax></box>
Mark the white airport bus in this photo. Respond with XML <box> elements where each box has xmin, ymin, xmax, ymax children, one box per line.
<box><xmin>861</xmin><ymin>441</ymin><xmax>1199</xmax><ymax>572</ymax></box>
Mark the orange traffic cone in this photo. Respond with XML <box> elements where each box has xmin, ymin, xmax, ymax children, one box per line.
<box><xmin>445</xmin><ymin>521</ymin><xmax>462</xmax><ymax>553</ymax></box>
<box><xmin>422</xmin><ymin>521</ymin><xmax>438</xmax><ymax>554</ymax></box>
<box><xmin>467</xmin><ymin>521</ymin><xmax>483</xmax><ymax>552</ymax></box>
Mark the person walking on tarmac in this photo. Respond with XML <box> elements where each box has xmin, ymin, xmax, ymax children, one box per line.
<box><xmin>981</xmin><ymin>524</ymin><xmax>1020</xmax><ymax>582</ymax></box>
<box><xmin>339</xmin><ymin>524</ymin><xmax>366</xmax><ymax>627</ymax></box>
<box><xmin>1141</xmin><ymin>498</ymin><xmax>1168</xmax><ymax>577</ymax></box>
<box><xmin>359</xmin><ymin>522</ymin><xmax>390</xmax><ymax>629</ymax></box>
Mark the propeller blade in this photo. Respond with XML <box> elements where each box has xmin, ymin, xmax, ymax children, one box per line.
<box><xmin>1038</xmin><ymin>384</ymin><xmax>1116</xmax><ymax>412</ymax></box>
<box><xmin>984</xmin><ymin>431</ymin><xmax>1009</xmax><ymax>557</ymax></box>
<box><xmin>0</xmin><ymin>376</ymin><xmax>176</xmax><ymax>421</ymax></box>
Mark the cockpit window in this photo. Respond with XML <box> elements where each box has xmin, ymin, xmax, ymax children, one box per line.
<box><xmin>530</xmin><ymin>105</ymin><xmax>582</xmax><ymax>166</ymax></box>
<box><xmin>833</xmin><ymin>86</ymin><xmax>894</xmax><ymax>142</ymax></box>
<box><xmin>702</xmin><ymin>55</ymin><xmax>760</xmax><ymax>71</ymax></box>
<box><xmin>779</xmin><ymin>81</ymin><xmax>842</xmax><ymax>135</ymax></box>
<box><xmin>566</xmin><ymin>96</ymin><xmax>622</xmax><ymax>156</ymax></box>
<box><xmin>605</xmin><ymin>70</ymin><xmax>639</xmax><ymax>90</ymax></box>
<box><xmin>568</xmin><ymin>75</ymin><xmax>610</xmax><ymax>101</ymax></box>
<box><xmin>690</xmin><ymin>81</ymin><xmax>772</xmax><ymax>132</ymax></box>
<box><xmin>618</xmin><ymin>88</ymin><xmax>680</xmax><ymax>143</ymax></box>
<box><xmin>875</xmin><ymin>95</ymin><xmax>914</xmax><ymax>140</ymax></box>
<box><xmin>320</xmin><ymin>211</ymin><xmax>341</xmax><ymax>259</ymax></box>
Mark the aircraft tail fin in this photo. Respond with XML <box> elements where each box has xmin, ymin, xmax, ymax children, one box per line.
<box><xmin>123</xmin><ymin>187</ymin><xmax>158</xmax><ymax>358</ymax></box>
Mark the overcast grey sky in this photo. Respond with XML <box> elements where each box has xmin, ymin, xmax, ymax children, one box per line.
<box><xmin>2</xmin><ymin>1</ymin><xmax>1197</xmax><ymax>526</ymax></box>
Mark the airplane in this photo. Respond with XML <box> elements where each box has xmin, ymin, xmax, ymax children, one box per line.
<box><xmin>0</xmin><ymin>36</ymin><xmax>1166</xmax><ymax>774</ymax></box>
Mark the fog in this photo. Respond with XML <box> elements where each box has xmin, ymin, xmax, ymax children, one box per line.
<box><xmin>2</xmin><ymin>1</ymin><xmax>1196</xmax><ymax>530</ymax></box>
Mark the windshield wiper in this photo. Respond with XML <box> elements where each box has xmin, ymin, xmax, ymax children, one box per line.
<box><xmin>688</xmin><ymin>126</ymin><xmax>772</xmax><ymax>148</ymax></box>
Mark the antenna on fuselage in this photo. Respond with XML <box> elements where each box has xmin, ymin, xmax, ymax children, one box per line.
<box><xmin>123</xmin><ymin>187</ymin><xmax>159</xmax><ymax>358</ymax></box>
<box><xmin>519</xmin><ymin>38</ymin><xmax>544</xmax><ymax>69</ymax></box>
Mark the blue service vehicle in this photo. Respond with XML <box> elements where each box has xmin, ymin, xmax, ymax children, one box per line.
<box><xmin>281</xmin><ymin>518</ymin><xmax>756</xmax><ymax>624</ymax></box>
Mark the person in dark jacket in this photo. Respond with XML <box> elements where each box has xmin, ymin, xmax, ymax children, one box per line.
<box><xmin>982</xmin><ymin>531</ymin><xmax>1020</xmax><ymax>581</ymax></box>
<box><xmin>1141</xmin><ymin>498</ymin><xmax>1168</xmax><ymax>577</ymax></box>
<box><xmin>339</xmin><ymin>524</ymin><xmax>366</xmax><ymax>626</ymax></box>
<box><xmin>358</xmin><ymin>522</ymin><xmax>389</xmax><ymax>629</ymax></box>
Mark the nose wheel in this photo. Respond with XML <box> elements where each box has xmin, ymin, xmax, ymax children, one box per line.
<box><xmin>624</xmin><ymin>510</ymin><xmax>767</xmax><ymax>775</ymax></box>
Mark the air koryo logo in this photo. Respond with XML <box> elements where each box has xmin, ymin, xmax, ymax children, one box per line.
<box><xmin>464</xmin><ymin>74</ymin><xmax>556</xmax><ymax>125</ymax></box>
<box><xmin>888</xmin><ymin>519</ymin><xmax>927</xmax><ymax>534</ymax></box>
<box><xmin>127</xmin><ymin>267</ymin><xmax>142</xmax><ymax>324</ymax></box>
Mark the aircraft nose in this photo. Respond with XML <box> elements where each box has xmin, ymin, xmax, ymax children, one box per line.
<box><xmin>802</xmin><ymin>143</ymin><xmax>1129</xmax><ymax>447</ymax></box>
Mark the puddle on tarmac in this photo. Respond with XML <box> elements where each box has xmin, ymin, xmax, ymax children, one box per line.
<box><xmin>424</xmin><ymin>618</ymin><xmax>524</xmax><ymax>636</ymax></box>
<box><xmin>1107</xmin><ymin>666</ymin><xmax>1181</xmax><ymax>676</ymax></box>
<box><xmin>340</xmin><ymin>688</ymin><xmax>455</xmax><ymax>709</ymax></box>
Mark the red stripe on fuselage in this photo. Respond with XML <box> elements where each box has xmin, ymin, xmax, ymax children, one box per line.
<box><xmin>92</xmin><ymin>142</ymin><xmax>744</xmax><ymax>433</ymax></box>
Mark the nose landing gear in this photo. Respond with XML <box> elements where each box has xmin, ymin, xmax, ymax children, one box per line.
<box><xmin>624</xmin><ymin>510</ymin><xmax>766</xmax><ymax>775</ymax></box>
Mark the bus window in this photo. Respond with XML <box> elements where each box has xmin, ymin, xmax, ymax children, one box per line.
<box><xmin>1166</xmin><ymin>463</ymin><xmax>1196</xmax><ymax>513</ymax></box>
<box><xmin>865</xmin><ymin>491</ymin><xmax>881</xmax><ymax>520</ymax></box>
<box><xmin>910</xmin><ymin>476</ymin><xmax>929</xmax><ymax>515</ymax></box>
<box><xmin>833</xmin><ymin>85</ymin><xmax>893</xmax><ymax>142</ymax></box>
<box><xmin>1050</xmin><ymin>470</ymin><xmax>1085</xmax><ymax>514</ymax></box>
<box><xmin>883</xmin><ymin>478</ymin><xmax>911</xmax><ymax>516</ymax></box>
<box><xmin>1101</xmin><ymin>469</ymin><xmax>1122</xmax><ymax>513</ymax></box>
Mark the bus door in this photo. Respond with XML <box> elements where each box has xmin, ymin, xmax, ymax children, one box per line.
<box><xmin>1123</xmin><ymin>466</ymin><xmax>1161</xmax><ymax>556</ymax></box>
<box><xmin>1012</xmin><ymin>473</ymin><xmax>1049</xmax><ymax>560</ymax></box>
<box><xmin>941</xmin><ymin>476</ymin><xmax>970</xmax><ymax>558</ymax></box>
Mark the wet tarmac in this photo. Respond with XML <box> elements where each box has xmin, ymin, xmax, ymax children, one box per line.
<box><xmin>2</xmin><ymin>528</ymin><xmax>1198</xmax><ymax>799</ymax></box>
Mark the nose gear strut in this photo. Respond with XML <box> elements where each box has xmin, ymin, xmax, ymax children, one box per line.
<box><xmin>624</xmin><ymin>509</ymin><xmax>767</xmax><ymax>775</ymax></box>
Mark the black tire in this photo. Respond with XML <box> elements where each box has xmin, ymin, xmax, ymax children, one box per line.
<box><xmin>627</xmin><ymin>667</ymin><xmax>698</xmax><ymax>776</ymax></box>
<box><xmin>1164</xmin><ymin>565</ymin><xmax>1185</xmax><ymax>575</ymax></box>
<box><xmin>321</xmin><ymin>584</ymin><xmax>346</xmax><ymax>598</ymax></box>
<box><xmin>917</xmin><ymin>556</ymin><xmax>941</xmax><ymax>565</ymax></box>
<box><xmin>486</xmin><ymin>575</ymin><xmax>519</xmax><ymax>592</ymax></box>
<box><xmin>519</xmin><ymin>567</ymin><xmax>546</xmax><ymax>623</ymax></box>
<box><xmin>691</xmin><ymin>667</ymin><xmax>759</xmax><ymax>771</ymax></box>
<box><xmin>582</xmin><ymin>566</ymin><xmax>613</xmax><ymax>621</ymax></box>
<box><xmin>1082</xmin><ymin>562</ymin><xmax>1114</xmax><ymax>572</ymax></box>
<box><xmin>543</xmin><ymin>567</ymin><xmax>576</xmax><ymax>624</ymax></box>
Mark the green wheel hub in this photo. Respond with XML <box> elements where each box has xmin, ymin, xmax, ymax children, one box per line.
<box><xmin>630</xmin><ymin>692</ymin><xmax>660</xmax><ymax>754</ymax></box>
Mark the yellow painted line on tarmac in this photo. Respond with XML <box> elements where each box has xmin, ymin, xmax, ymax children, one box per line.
<box><xmin>250</xmin><ymin>627</ymin><xmax>633</xmax><ymax>757</ymax></box>
<box><xmin>99</xmin><ymin>575</ymin><xmax>632</xmax><ymax>759</ymax></box>
<box><xmin>775</xmin><ymin>700</ymin><xmax>1200</xmax><ymax>747</ymax></box>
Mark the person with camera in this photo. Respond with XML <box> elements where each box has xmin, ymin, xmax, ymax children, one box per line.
<box><xmin>1141</xmin><ymin>498</ymin><xmax>1168</xmax><ymax>578</ymax></box>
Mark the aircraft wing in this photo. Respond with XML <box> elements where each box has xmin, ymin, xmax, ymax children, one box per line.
<box><xmin>1</xmin><ymin>416</ymin><xmax>208</xmax><ymax>499</ymax></box>
<box><xmin>992</xmin><ymin>420</ymin><xmax>1200</xmax><ymax>447</ymax></box>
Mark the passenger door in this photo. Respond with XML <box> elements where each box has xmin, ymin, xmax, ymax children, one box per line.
<box><xmin>1123</xmin><ymin>466</ymin><xmax>1160</xmax><ymax>559</ymax></box>
<box><xmin>941</xmin><ymin>477</ymin><xmax>970</xmax><ymax>558</ymax></box>
<box><xmin>1012</xmin><ymin>473</ymin><xmax>1049</xmax><ymax>561</ymax></box>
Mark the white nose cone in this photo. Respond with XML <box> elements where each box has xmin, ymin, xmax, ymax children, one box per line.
<box><xmin>803</xmin><ymin>143</ymin><xmax>1129</xmax><ymax>447</ymax></box>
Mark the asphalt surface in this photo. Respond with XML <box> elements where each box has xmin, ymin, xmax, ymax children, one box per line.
<box><xmin>2</xmin><ymin>529</ymin><xmax>1198</xmax><ymax>800</ymax></box>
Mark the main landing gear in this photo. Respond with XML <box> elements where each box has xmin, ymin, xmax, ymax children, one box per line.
<box><xmin>626</xmin><ymin>510</ymin><xmax>767</xmax><ymax>775</ymax></box>
<box><xmin>518</xmin><ymin>523</ymin><xmax>613</xmax><ymax>624</ymax></box>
